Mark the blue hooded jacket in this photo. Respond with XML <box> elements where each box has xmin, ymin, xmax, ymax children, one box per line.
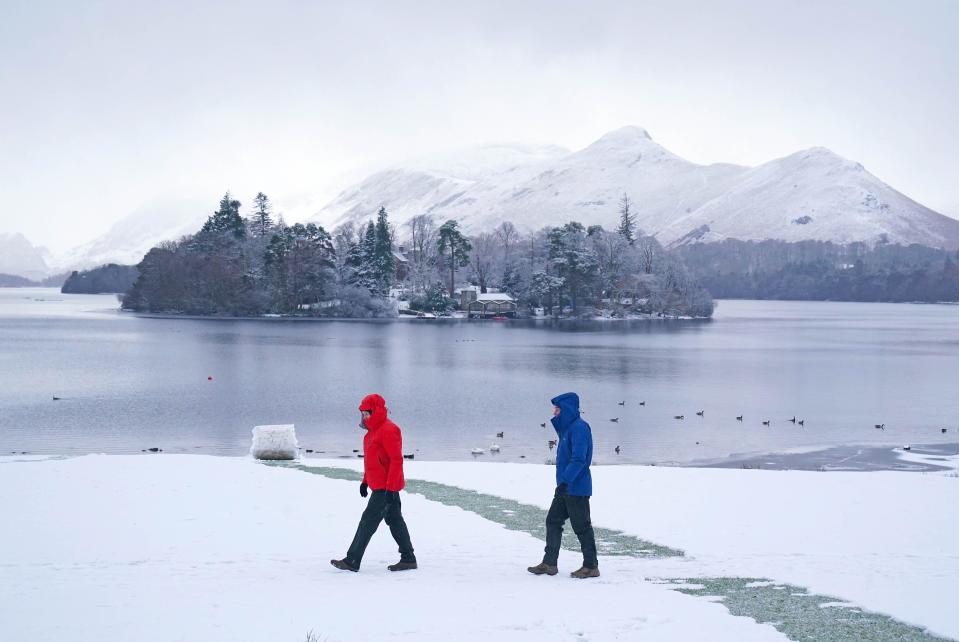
<box><xmin>550</xmin><ymin>392</ymin><xmax>593</xmax><ymax>496</ymax></box>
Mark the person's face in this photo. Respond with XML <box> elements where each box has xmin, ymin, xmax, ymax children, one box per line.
<box><xmin>359</xmin><ymin>410</ymin><xmax>372</xmax><ymax>429</ymax></box>
<box><xmin>553</xmin><ymin>406</ymin><xmax>561</xmax><ymax>417</ymax></box>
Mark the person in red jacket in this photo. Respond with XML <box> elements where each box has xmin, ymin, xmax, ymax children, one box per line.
<box><xmin>331</xmin><ymin>393</ymin><xmax>417</xmax><ymax>572</ymax></box>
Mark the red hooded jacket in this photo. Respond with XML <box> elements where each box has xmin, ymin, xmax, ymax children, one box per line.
<box><xmin>358</xmin><ymin>394</ymin><xmax>405</xmax><ymax>492</ymax></box>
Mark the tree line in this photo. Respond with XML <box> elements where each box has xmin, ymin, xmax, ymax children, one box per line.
<box><xmin>676</xmin><ymin>238</ymin><xmax>959</xmax><ymax>303</ymax></box>
<box><xmin>61</xmin><ymin>264</ymin><xmax>139</xmax><ymax>294</ymax></box>
<box><xmin>122</xmin><ymin>191</ymin><xmax>715</xmax><ymax>318</ymax></box>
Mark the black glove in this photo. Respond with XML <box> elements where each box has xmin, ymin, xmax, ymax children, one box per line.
<box><xmin>359</xmin><ymin>482</ymin><xmax>368</xmax><ymax>497</ymax></box>
<box><xmin>555</xmin><ymin>483</ymin><xmax>569</xmax><ymax>497</ymax></box>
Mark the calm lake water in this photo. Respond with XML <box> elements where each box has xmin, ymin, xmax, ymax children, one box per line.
<box><xmin>1</xmin><ymin>287</ymin><xmax>957</xmax><ymax>464</ymax></box>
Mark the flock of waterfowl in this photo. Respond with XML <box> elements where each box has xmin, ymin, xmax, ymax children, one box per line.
<box><xmin>44</xmin><ymin>393</ymin><xmax>951</xmax><ymax>459</ymax></box>
<box><xmin>468</xmin><ymin>399</ymin><xmax>952</xmax><ymax>457</ymax></box>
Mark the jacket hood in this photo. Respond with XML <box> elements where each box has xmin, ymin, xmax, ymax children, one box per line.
<box><xmin>359</xmin><ymin>393</ymin><xmax>388</xmax><ymax>431</ymax></box>
<box><xmin>550</xmin><ymin>392</ymin><xmax>580</xmax><ymax>434</ymax></box>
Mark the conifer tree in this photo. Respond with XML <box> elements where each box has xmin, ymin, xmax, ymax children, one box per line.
<box><xmin>347</xmin><ymin>222</ymin><xmax>378</xmax><ymax>293</ymax></box>
<box><xmin>250</xmin><ymin>192</ymin><xmax>274</xmax><ymax>238</ymax></box>
<box><xmin>202</xmin><ymin>192</ymin><xmax>246</xmax><ymax>239</ymax></box>
<box><xmin>617</xmin><ymin>193</ymin><xmax>636</xmax><ymax>246</ymax></box>
<box><xmin>373</xmin><ymin>207</ymin><xmax>395</xmax><ymax>295</ymax></box>
<box><xmin>437</xmin><ymin>219</ymin><xmax>472</xmax><ymax>296</ymax></box>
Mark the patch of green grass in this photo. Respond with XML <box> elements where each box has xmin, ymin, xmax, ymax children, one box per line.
<box><xmin>664</xmin><ymin>577</ymin><xmax>952</xmax><ymax>642</ymax></box>
<box><xmin>285</xmin><ymin>463</ymin><xmax>682</xmax><ymax>558</ymax></box>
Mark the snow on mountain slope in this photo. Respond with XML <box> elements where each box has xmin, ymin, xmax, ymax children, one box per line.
<box><xmin>49</xmin><ymin>197</ymin><xmax>210</xmax><ymax>272</ymax></box>
<box><xmin>312</xmin><ymin>126</ymin><xmax>959</xmax><ymax>250</ymax></box>
<box><xmin>446</xmin><ymin>126</ymin><xmax>748</xmax><ymax>235</ymax></box>
<box><xmin>0</xmin><ymin>233</ymin><xmax>49</xmax><ymax>280</ymax></box>
<box><xmin>660</xmin><ymin>147</ymin><xmax>959</xmax><ymax>249</ymax></box>
<box><xmin>317</xmin><ymin>127</ymin><xmax>747</xmax><ymax>235</ymax></box>
<box><xmin>316</xmin><ymin>143</ymin><xmax>571</xmax><ymax>227</ymax></box>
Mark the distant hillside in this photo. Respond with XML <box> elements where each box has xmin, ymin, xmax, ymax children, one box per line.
<box><xmin>677</xmin><ymin>239</ymin><xmax>959</xmax><ymax>303</ymax></box>
<box><xmin>61</xmin><ymin>264</ymin><xmax>140</xmax><ymax>294</ymax></box>
<box><xmin>0</xmin><ymin>273</ymin><xmax>37</xmax><ymax>287</ymax></box>
<box><xmin>47</xmin><ymin>196</ymin><xmax>210</xmax><ymax>273</ymax></box>
<box><xmin>312</xmin><ymin>126</ymin><xmax>959</xmax><ymax>250</ymax></box>
<box><xmin>0</xmin><ymin>233</ymin><xmax>49</xmax><ymax>280</ymax></box>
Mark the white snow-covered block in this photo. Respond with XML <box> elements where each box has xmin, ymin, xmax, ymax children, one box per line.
<box><xmin>250</xmin><ymin>424</ymin><xmax>298</xmax><ymax>460</ymax></box>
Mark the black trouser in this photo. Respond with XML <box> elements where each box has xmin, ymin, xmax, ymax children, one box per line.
<box><xmin>345</xmin><ymin>490</ymin><xmax>416</xmax><ymax>568</ymax></box>
<box><xmin>543</xmin><ymin>493</ymin><xmax>598</xmax><ymax>569</ymax></box>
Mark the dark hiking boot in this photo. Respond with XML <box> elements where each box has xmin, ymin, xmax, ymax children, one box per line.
<box><xmin>330</xmin><ymin>558</ymin><xmax>359</xmax><ymax>572</ymax></box>
<box><xmin>388</xmin><ymin>561</ymin><xmax>418</xmax><ymax>572</ymax></box>
<box><xmin>570</xmin><ymin>566</ymin><xmax>600</xmax><ymax>579</ymax></box>
<box><xmin>527</xmin><ymin>562</ymin><xmax>559</xmax><ymax>576</ymax></box>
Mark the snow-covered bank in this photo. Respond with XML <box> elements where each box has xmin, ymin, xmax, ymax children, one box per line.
<box><xmin>307</xmin><ymin>457</ymin><xmax>959</xmax><ymax>640</ymax></box>
<box><xmin>0</xmin><ymin>455</ymin><xmax>786</xmax><ymax>642</ymax></box>
<box><xmin>1</xmin><ymin>454</ymin><xmax>956</xmax><ymax>641</ymax></box>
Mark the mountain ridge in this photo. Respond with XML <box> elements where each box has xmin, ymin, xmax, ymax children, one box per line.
<box><xmin>20</xmin><ymin>127</ymin><xmax>959</xmax><ymax>276</ymax></box>
<box><xmin>312</xmin><ymin>127</ymin><xmax>959</xmax><ymax>250</ymax></box>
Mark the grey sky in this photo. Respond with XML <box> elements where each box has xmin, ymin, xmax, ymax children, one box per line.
<box><xmin>1</xmin><ymin>0</ymin><xmax>957</xmax><ymax>253</ymax></box>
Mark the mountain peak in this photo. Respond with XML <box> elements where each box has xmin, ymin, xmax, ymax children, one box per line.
<box><xmin>780</xmin><ymin>146</ymin><xmax>866</xmax><ymax>173</ymax></box>
<box><xmin>592</xmin><ymin>126</ymin><xmax>653</xmax><ymax>146</ymax></box>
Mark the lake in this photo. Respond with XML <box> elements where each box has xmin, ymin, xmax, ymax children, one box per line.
<box><xmin>1</xmin><ymin>287</ymin><xmax>957</xmax><ymax>465</ymax></box>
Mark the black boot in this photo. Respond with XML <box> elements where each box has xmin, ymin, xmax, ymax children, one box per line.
<box><xmin>388</xmin><ymin>560</ymin><xmax>418</xmax><ymax>571</ymax></box>
<box><xmin>330</xmin><ymin>558</ymin><xmax>359</xmax><ymax>572</ymax></box>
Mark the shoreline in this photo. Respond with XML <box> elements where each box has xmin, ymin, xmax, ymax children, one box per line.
<box><xmin>5</xmin><ymin>441</ymin><xmax>958</xmax><ymax>473</ymax></box>
<box><xmin>122</xmin><ymin>309</ymin><xmax>714</xmax><ymax>322</ymax></box>
<box><xmin>680</xmin><ymin>442</ymin><xmax>959</xmax><ymax>473</ymax></box>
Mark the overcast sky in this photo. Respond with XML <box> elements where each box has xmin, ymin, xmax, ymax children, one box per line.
<box><xmin>2</xmin><ymin>0</ymin><xmax>957</xmax><ymax>253</ymax></box>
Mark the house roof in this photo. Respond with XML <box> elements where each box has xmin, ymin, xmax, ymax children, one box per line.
<box><xmin>475</xmin><ymin>292</ymin><xmax>515</xmax><ymax>302</ymax></box>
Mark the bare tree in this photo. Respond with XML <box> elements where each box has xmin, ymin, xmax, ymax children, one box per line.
<box><xmin>639</xmin><ymin>236</ymin><xmax>656</xmax><ymax>274</ymax></box>
<box><xmin>495</xmin><ymin>221</ymin><xmax>519</xmax><ymax>266</ymax></box>
<box><xmin>406</xmin><ymin>214</ymin><xmax>437</xmax><ymax>292</ymax></box>
<box><xmin>470</xmin><ymin>232</ymin><xmax>497</xmax><ymax>293</ymax></box>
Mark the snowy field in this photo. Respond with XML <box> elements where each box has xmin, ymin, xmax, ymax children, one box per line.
<box><xmin>1</xmin><ymin>453</ymin><xmax>956</xmax><ymax>642</ymax></box>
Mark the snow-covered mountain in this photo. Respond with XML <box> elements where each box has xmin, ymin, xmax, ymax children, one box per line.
<box><xmin>659</xmin><ymin>146</ymin><xmax>959</xmax><ymax>249</ymax></box>
<box><xmin>48</xmin><ymin>197</ymin><xmax>211</xmax><ymax>272</ymax></box>
<box><xmin>0</xmin><ymin>233</ymin><xmax>49</xmax><ymax>280</ymax></box>
<box><xmin>37</xmin><ymin>127</ymin><xmax>959</xmax><ymax>275</ymax></box>
<box><xmin>313</xmin><ymin>126</ymin><xmax>959</xmax><ymax>250</ymax></box>
<box><xmin>317</xmin><ymin>142</ymin><xmax>571</xmax><ymax>228</ymax></box>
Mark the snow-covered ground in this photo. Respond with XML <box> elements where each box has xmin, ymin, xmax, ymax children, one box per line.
<box><xmin>2</xmin><ymin>453</ymin><xmax>956</xmax><ymax>641</ymax></box>
<box><xmin>329</xmin><ymin>457</ymin><xmax>958</xmax><ymax>639</ymax></box>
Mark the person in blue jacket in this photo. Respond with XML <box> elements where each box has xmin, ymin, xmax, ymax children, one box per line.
<box><xmin>528</xmin><ymin>392</ymin><xmax>599</xmax><ymax>578</ymax></box>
